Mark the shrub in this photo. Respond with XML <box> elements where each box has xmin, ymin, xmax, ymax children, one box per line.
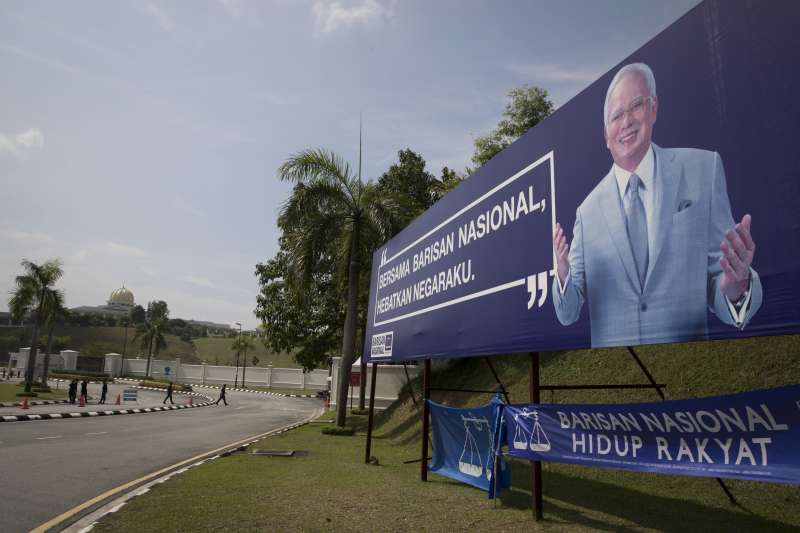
<box><xmin>321</xmin><ymin>427</ymin><xmax>356</xmax><ymax>436</ymax></box>
<box><xmin>50</xmin><ymin>371</ymin><xmax>111</xmax><ymax>381</ymax></box>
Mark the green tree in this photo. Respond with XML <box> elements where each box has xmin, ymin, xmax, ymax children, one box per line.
<box><xmin>8</xmin><ymin>259</ymin><xmax>64</xmax><ymax>393</ymax></box>
<box><xmin>133</xmin><ymin>318</ymin><xmax>166</xmax><ymax>377</ymax></box>
<box><xmin>130</xmin><ymin>305</ymin><xmax>146</xmax><ymax>324</ymax></box>
<box><xmin>471</xmin><ymin>85</ymin><xmax>554</xmax><ymax>168</ymax></box>
<box><xmin>40</xmin><ymin>289</ymin><xmax>69</xmax><ymax>385</ymax></box>
<box><xmin>255</xmin><ymin>248</ymin><xmax>341</xmax><ymax>372</ymax></box>
<box><xmin>232</xmin><ymin>335</ymin><xmax>256</xmax><ymax>387</ymax></box>
<box><xmin>146</xmin><ymin>300</ymin><xmax>169</xmax><ymax>322</ymax></box>
<box><xmin>277</xmin><ymin>149</ymin><xmax>397</xmax><ymax>427</ymax></box>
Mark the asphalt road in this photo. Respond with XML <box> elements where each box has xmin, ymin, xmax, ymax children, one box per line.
<box><xmin>0</xmin><ymin>387</ymin><xmax>322</xmax><ymax>532</ymax></box>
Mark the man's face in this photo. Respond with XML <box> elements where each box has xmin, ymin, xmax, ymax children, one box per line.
<box><xmin>604</xmin><ymin>72</ymin><xmax>657</xmax><ymax>171</ymax></box>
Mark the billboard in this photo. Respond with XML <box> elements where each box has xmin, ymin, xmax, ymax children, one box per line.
<box><xmin>364</xmin><ymin>0</ymin><xmax>800</xmax><ymax>363</ymax></box>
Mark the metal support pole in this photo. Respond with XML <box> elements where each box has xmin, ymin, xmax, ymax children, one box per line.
<box><xmin>626</xmin><ymin>346</ymin><xmax>737</xmax><ymax>506</ymax></box>
<box><xmin>402</xmin><ymin>362</ymin><xmax>417</xmax><ymax>407</ymax></box>
<box><xmin>485</xmin><ymin>357</ymin><xmax>510</xmax><ymax>404</ymax></box>
<box><xmin>529</xmin><ymin>352</ymin><xmax>543</xmax><ymax>521</ymax></box>
<box><xmin>365</xmin><ymin>362</ymin><xmax>378</xmax><ymax>464</ymax></box>
<box><xmin>421</xmin><ymin>358</ymin><xmax>431</xmax><ymax>482</ymax></box>
<box><xmin>359</xmin><ymin>358</ymin><xmax>367</xmax><ymax>410</ymax></box>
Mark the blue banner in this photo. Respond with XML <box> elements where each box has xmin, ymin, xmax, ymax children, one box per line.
<box><xmin>364</xmin><ymin>0</ymin><xmax>800</xmax><ymax>362</ymax></box>
<box><xmin>428</xmin><ymin>395</ymin><xmax>510</xmax><ymax>496</ymax></box>
<box><xmin>503</xmin><ymin>386</ymin><xmax>800</xmax><ymax>485</ymax></box>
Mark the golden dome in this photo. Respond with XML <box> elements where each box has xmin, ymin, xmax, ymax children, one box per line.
<box><xmin>109</xmin><ymin>286</ymin><xmax>134</xmax><ymax>305</ymax></box>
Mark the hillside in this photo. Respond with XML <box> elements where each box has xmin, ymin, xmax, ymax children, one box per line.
<box><xmin>192</xmin><ymin>337</ymin><xmax>302</xmax><ymax>369</ymax></box>
<box><xmin>368</xmin><ymin>334</ymin><xmax>800</xmax><ymax>527</ymax></box>
<box><xmin>8</xmin><ymin>325</ymin><xmax>199</xmax><ymax>363</ymax></box>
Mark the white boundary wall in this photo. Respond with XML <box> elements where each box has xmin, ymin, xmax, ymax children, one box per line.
<box><xmin>112</xmin><ymin>356</ymin><xmax>329</xmax><ymax>391</ymax></box>
<box><xmin>330</xmin><ymin>357</ymin><xmax>420</xmax><ymax>410</ymax></box>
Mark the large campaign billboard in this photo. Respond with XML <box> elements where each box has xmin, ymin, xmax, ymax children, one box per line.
<box><xmin>364</xmin><ymin>0</ymin><xmax>800</xmax><ymax>363</ymax></box>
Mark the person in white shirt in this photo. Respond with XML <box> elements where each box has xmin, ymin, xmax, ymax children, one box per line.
<box><xmin>551</xmin><ymin>63</ymin><xmax>761</xmax><ymax>347</ymax></box>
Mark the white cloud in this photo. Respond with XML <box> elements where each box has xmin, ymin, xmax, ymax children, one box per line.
<box><xmin>506</xmin><ymin>62</ymin><xmax>599</xmax><ymax>84</ymax></box>
<box><xmin>312</xmin><ymin>0</ymin><xmax>392</xmax><ymax>34</ymax></box>
<box><xmin>71</xmin><ymin>249</ymin><xmax>89</xmax><ymax>262</ymax></box>
<box><xmin>0</xmin><ymin>128</ymin><xmax>44</xmax><ymax>156</ymax></box>
<box><xmin>15</xmin><ymin>128</ymin><xmax>44</xmax><ymax>149</ymax></box>
<box><xmin>105</xmin><ymin>241</ymin><xmax>148</xmax><ymax>258</ymax></box>
<box><xmin>218</xmin><ymin>0</ymin><xmax>242</xmax><ymax>18</ymax></box>
<box><xmin>1</xmin><ymin>229</ymin><xmax>52</xmax><ymax>245</ymax></box>
<box><xmin>144</xmin><ymin>2</ymin><xmax>176</xmax><ymax>32</ymax></box>
<box><xmin>173</xmin><ymin>196</ymin><xmax>203</xmax><ymax>217</ymax></box>
<box><xmin>183</xmin><ymin>275</ymin><xmax>216</xmax><ymax>289</ymax></box>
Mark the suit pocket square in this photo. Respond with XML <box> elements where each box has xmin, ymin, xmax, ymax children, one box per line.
<box><xmin>677</xmin><ymin>200</ymin><xmax>693</xmax><ymax>212</ymax></box>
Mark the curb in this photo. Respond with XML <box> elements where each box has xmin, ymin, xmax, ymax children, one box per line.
<box><xmin>0</xmin><ymin>401</ymin><xmax>216</xmax><ymax>423</ymax></box>
<box><xmin>115</xmin><ymin>377</ymin><xmax>321</xmax><ymax>399</ymax></box>
<box><xmin>0</xmin><ymin>399</ymin><xmax>72</xmax><ymax>408</ymax></box>
<box><xmin>0</xmin><ymin>385</ymin><xmax>215</xmax><ymax>424</ymax></box>
<box><xmin>55</xmin><ymin>405</ymin><xmax>326</xmax><ymax>533</ymax></box>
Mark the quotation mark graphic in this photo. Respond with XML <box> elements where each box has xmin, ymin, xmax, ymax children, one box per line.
<box><xmin>527</xmin><ymin>270</ymin><xmax>555</xmax><ymax>310</ymax></box>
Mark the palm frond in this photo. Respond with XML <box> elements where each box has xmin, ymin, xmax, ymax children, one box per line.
<box><xmin>278</xmin><ymin>149</ymin><xmax>359</xmax><ymax>210</ymax></box>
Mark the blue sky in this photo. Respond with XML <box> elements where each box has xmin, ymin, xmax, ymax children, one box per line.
<box><xmin>0</xmin><ymin>0</ymin><xmax>700</xmax><ymax>328</ymax></box>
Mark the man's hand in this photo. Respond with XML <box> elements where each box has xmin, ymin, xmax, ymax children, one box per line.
<box><xmin>553</xmin><ymin>223</ymin><xmax>570</xmax><ymax>285</ymax></box>
<box><xmin>719</xmin><ymin>214</ymin><xmax>755</xmax><ymax>301</ymax></box>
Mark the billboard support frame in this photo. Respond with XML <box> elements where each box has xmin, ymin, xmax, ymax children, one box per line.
<box><xmin>420</xmin><ymin>358</ymin><xmax>431</xmax><ymax>481</ymax></box>
<box><xmin>365</xmin><ymin>362</ymin><xmax>378</xmax><ymax>464</ymax></box>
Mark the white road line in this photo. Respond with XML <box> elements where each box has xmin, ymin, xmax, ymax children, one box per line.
<box><xmin>86</xmin><ymin>432</ymin><xmax>108</xmax><ymax>436</ymax></box>
<box><xmin>234</xmin><ymin>406</ymin><xmax>246</xmax><ymax>410</ymax></box>
<box><xmin>36</xmin><ymin>436</ymin><xmax>63</xmax><ymax>440</ymax></box>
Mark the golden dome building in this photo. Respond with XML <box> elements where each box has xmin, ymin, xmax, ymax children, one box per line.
<box><xmin>107</xmin><ymin>286</ymin><xmax>135</xmax><ymax>311</ymax></box>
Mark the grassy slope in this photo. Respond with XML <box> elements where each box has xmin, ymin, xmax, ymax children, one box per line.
<box><xmin>94</xmin><ymin>334</ymin><xmax>800</xmax><ymax>532</ymax></box>
<box><xmin>192</xmin><ymin>337</ymin><xmax>302</xmax><ymax>369</ymax></box>
<box><xmin>17</xmin><ymin>326</ymin><xmax>198</xmax><ymax>363</ymax></box>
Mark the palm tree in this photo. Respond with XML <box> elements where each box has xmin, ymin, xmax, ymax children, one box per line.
<box><xmin>232</xmin><ymin>335</ymin><xmax>256</xmax><ymax>388</ymax></box>
<box><xmin>133</xmin><ymin>318</ymin><xmax>166</xmax><ymax>378</ymax></box>
<box><xmin>40</xmin><ymin>289</ymin><xmax>69</xmax><ymax>386</ymax></box>
<box><xmin>278</xmin><ymin>149</ymin><xmax>397</xmax><ymax>427</ymax></box>
<box><xmin>8</xmin><ymin>259</ymin><xmax>64</xmax><ymax>393</ymax></box>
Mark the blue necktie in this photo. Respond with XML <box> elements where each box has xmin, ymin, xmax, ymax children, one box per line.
<box><xmin>625</xmin><ymin>174</ymin><xmax>648</xmax><ymax>290</ymax></box>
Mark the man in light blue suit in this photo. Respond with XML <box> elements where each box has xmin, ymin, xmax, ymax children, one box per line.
<box><xmin>552</xmin><ymin>63</ymin><xmax>762</xmax><ymax>347</ymax></box>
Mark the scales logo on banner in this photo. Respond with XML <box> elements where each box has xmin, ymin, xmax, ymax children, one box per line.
<box><xmin>427</xmin><ymin>396</ymin><xmax>510</xmax><ymax>496</ymax></box>
<box><xmin>512</xmin><ymin>408</ymin><xmax>551</xmax><ymax>452</ymax></box>
<box><xmin>458</xmin><ymin>414</ymin><xmax>493</xmax><ymax>479</ymax></box>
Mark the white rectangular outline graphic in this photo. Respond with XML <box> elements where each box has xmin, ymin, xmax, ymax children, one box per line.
<box><xmin>372</xmin><ymin>151</ymin><xmax>556</xmax><ymax>328</ymax></box>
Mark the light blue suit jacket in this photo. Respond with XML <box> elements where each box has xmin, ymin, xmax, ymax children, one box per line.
<box><xmin>552</xmin><ymin>145</ymin><xmax>762</xmax><ymax>347</ymax></box>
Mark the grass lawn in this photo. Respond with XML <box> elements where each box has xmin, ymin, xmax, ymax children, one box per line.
<box><xmin>193</xmin><ymin>337</ymin><xmax>304</xmax><ymax>369</ymax></box>
<box><xmin>0</xmin><ymin>382</ymin><xmax>68</xmax><ymax>402</ymax></box>
<box><xmin>93</xmin><ymin>335</ymin><xmax>800</xmax><ymax>531</ymax></box>
<box><xmin>10</xmin><ymin>325</ymin><xmax>197</xmax><ymax>362</ymax></box>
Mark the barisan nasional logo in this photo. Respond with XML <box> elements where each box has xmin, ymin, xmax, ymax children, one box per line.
<box><xmin>371</xmin><ymin>331</ymin><xmax>393</xmax><ymax>358</ymax></box>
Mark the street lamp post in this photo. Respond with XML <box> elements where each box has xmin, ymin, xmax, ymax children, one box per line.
<box><xmin>234</xmin><ymin>322</ymin><xmax>242</xmax><ymax>387</ymax></box>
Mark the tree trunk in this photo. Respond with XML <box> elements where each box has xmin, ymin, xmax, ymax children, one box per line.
<box><xmin>41</xmin><ymin>322</ymin><xmax>54</xmax><ymax>386</ymax></box>
<box><xmin>336</xmin><ymin>221</ymin><xmax>361</xmax><ymax>427</ymax></box>
<box><xmin>24</xmin><ymin>324</ymin><xmax>40</xmax><ymax>393</ymax></box>
<box><xmin>358</xmin><ymin>359</ymin><xmax>367</xmax><ymax>410</ymax></box>
<box><xmin>242</xmin><ymin>345</ymin><xmax>248</xmax><ymax>387</ymax></box>
<box><xmin>146</xmin><ymin>335</ymin><xmax>154</xmax><ymax>378</ymax></box>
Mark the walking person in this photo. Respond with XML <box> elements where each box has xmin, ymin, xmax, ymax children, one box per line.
<box><xmin>99</xmin><ymin>380</ymin><xmax>108</xmax><ymax>404</ymax></box>
<box><xmin>68</xmin><ymin>379</ymin><xmax>77</xmax><ymax>404</ymax></box>
<box><xmin>163</xmin><ymin>381</ymin><xmax>174</xmax><ymax>405</ymax></box>
<box><xmin>80</xmin><ymin>379</ymin><xmax>88</xmax><ymax>404</ymax></box>
<box><xmin>215</xmin><ymin>383</ymin><xmax>228</xmax><ymax>406</ymax></box>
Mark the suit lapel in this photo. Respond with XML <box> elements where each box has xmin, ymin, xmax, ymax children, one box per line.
<box><xmin>597</xmin><ymin>168</ymin><xmax>641</xmax><ymax>293</ymax></box>
<box><xmin>645</xmin><ymin>145</ymin><xmax>682</xmax><ymax>288</ymax></box>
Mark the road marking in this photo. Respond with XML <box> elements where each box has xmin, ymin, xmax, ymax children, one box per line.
<box><xmin>36</xmin><ymin>436</ymin><xmax>63</xmax><ymax>440</ymax></box>
<box><xmin>234</xmin><ymin>406</ymin><xmax>246</xmax><ymax>410</ymax></box>
<box><xmin>86</xmin><ymin>432</ymin><xmax>108</xmax><ymax>436</ymax></box>
<box><xmin>32</xmin><ymin>406</ymin><xmax>325</xmax><ymax>533</ymax></box>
